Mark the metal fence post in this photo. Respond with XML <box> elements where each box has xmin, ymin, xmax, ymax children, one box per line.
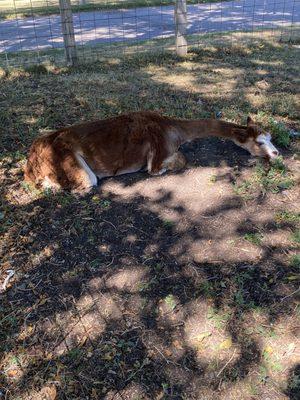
<box><xmin>175</xmin><ymin>0</ymin><xmax>188</xmax><ymax>56</ymax></box>
<box><xmin>59</xmin><ymin>0</ymin><xmax>78</xmax><ymax>65</ymax></box>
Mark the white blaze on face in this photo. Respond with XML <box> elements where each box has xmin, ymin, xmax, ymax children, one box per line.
<box><xmin>256</xmin><ymin>133</ymin><xmax>279</xmax><ymax>159</ymax></box>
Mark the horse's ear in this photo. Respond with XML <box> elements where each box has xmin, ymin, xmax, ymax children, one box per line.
<box><xmin>247</xmin><ymin>116</ymin><xmax>254</xmax><ymax>126</ymax></box>
<box><xmin>233</xmin><ymin>128</ymin><xmax>248</xmax><ymax>143</ymax></box>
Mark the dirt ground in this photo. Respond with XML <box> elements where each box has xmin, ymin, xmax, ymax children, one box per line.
<box><xmin>0</xmin><ymin>32</ymin><xmax>300</xmax><ymax>399</ymax></box>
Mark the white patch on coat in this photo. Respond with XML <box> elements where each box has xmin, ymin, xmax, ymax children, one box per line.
<box><xmin>75</xmin><ymin>153</ymin><xmax>98</xmax><ymax>187</ymax></box>
<box><xmin>256</xmin><ymin>133</ymin><xmax>279</xmax><ymax>159</ymax></box>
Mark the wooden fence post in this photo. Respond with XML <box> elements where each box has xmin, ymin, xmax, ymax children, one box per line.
<box><xmin>59</xmin><ymin>0</ymin><xmax>78</xmax><ymax>65</ymax></box>
<box><xmin>175</xmin><ymin>0</ymin><xmax>188</xmax><ymax>56</ymax></box>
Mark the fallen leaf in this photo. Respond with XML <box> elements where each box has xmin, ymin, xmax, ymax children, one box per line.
<box><xmin>39</xmin><ymin>297</ymin><xmax>48</xmax><ymax>306</ymax></box>
<box><xmin>264</xmin><ymin>345</ymin><xmax>273</xmax><ymax>355</ymax></box>
<box><xmin>287</xmin><ymin>275</ymin><xmax>299</xmax><ymax>281</ymax></box>
<box><xmin>219</xmin><ymin>338</ymin><xmax>232</xmax><ymax>350</ymax></box>
<box><xmin>79</xmin><ymin>335</ymin><xmax>88</xmax><ymax>347</ymax></box>
<box><xmin>173</xmin><ymin>340</ymin><xmax>183</xmax><ymax>349</ymax></box>
<box><xmin>286</xmin><ymin>343</ymin><xmax>296</xmax><ymax>354</ymax></box>
<box><xmin>28</xmin><ymin>325</ymin><xmax>34</xmax><ymax>334</ymax></box>
<box><xmin>7</xmin><ymin>369</ymin><xmax>18</xmax><ymax>377</ymax></box>
<box><xmin>193</xmin><ymin>332</ymin><xmax>211</xmax><ymax>350</ymax></box>
<box><xmin>40</xmin><ymin>384</ymin><xmax>57</xmax><ymax>400</ymax></box>
<box><xmin>194</xmin><ymin>332</ymin><xmax>211</xmax><ymax>342</ymax></box>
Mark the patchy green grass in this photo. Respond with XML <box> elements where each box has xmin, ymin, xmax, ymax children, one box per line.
<box><xmin>275</xmin><ymin>211</ymin><xmax>300</xmax><ymax>226</ymax></box>
<box><xmin>162</xmin><ymin>219</ymin><xmax>174</xmax><ymax>229</ymax></box>
<box><xmin>290</xmin><ymin>254</ymin><xmax>300</xmax><ymax>269</ymax></box>
<box><xmin>164</xmin><ymin>294</ymin><xmax>177</xmax><ymax>310</ymax></box>
<box><xmin>207</xmin><ymin>307</ymin><xmax>231</xmax><ymax>330</ymax></box>
<box><xmin>255</xmin><ymin>162</ymin><xmax>294</xmax><ymax>193</ymax></box>
<box><xmin>269</xmin><ymin>118</ymin><xmax>291</xmax><ymax>147</ymax></box>
<box><xmin>243</xmin><ymin>232</ymin><xmax>263</xmax><ymax>246</ymax></box>
<box><xmin>234</xmin><ymin>159</ymin><xmax>295</xmax><ymax>200</ymax></box>
<box><xmin>291</xmin><ymin>229</ymin><xmax>300</xmax><ymax>244</ymax></box>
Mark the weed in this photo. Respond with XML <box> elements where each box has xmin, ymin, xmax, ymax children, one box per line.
<box><xmin>90</xmin><ymin>258</ymin><xmax>102</xmax><ymax>269</ymax></box>
<box><xmin>269</xmin><ymin>118</ymin><xmax>291</xmax><ymax>147</ymax></box>
<box><xmin>256</xmin><ymin>325</ymin><xmax>277</xmax><ymax>338</ymax></box>
<box><xmin>244</xmin><ymin>232</ymin><xmax>263</xmax><ymax>246</ymax></box>
<box><xmin>198</xmin><ymin>280</ymin><xmax>214</xmax><ymax>296</ymax></box>
<box><xmin>291</xmin><ymin>229</ymin><xmax>300</xmax><ymax>244</ymax></box>
<box><xmin>162</xmin><ymin>220</ymin><xmax>174</xmax><ymax>229</ymax></box>
<box><xmin>248</xmin><ymin>383</ymin><xmax>258</xmax><ymax>396</ymax></box>
<box><xmin>164</xmin><ymin>294</ymin><xmax>177</xmax><ymax>311</ymax></box>
<box><xmin>254</xmin><ymin>162</ymin><xmax>294</xmax><ymax>193</ymax></box>
<box><xmin>57</xmin><ymin>192</ymin><xmax>74</xmax><ymax>206</ymax></box>
<box><xmin>66</xmin><ymin>348</ymin><xmax>83</xmax><ymax>362</ymax></box>
<box><xmin>275</xmin><ymin>211</ymin><xmax>300</xmax><ymax>226</ymax></box>
<box><xmin>270</xmin><ymin>361</ymin><xmax>283</xmax><ymax>372</ymax></box>
<box><xmin>270</xmin><ymin>156</ymin><xmax>286</xmax><ymax>172</ymax></box>
<box><xmin>138</xmin><ymin>277</ymin><xmax>157</xmax><ymax>292</ymax></box>
<box><xmin>8</xmin><ymin>355</ymin><xmax>19</xmax><ymax>366</ymax></box>
<box><xmin>209</xmin><ymin>174</ymin><xmax>217</xmax><ymax>183</ymax></box>
<box><xmin>207</xmin><ymin>307</ymin><xmax>231</xmax><ymax>329</ymax></box>
<box><xmin>138</xmin><ymin>281</ymin><xmax>151</xmax><ymax>292</ymax></box>
<box><xmin>153</xmin><ymin>263</ymin><xmax>164</xmax><ymax>272</ymax></box>
<box><xmin>233</xmin><ymin>180</ymin><xmax>252</xmax><ymax>200</ymax></box>
<box><xmin>259</xmin><ymin>365</ymin><xmax>269</xmax><ymax>383</ymax></box>
<box><xmin>101</xmin><ymin>199</ymin><xmax>111</xmax><ymax>209</ymax></box>
<box><xmin>290</xmin><ymin>254</ymin><xmax>300</xmax><ymax>269</ymax></box>
<box><xmin>234</xmin><ymin>288</ymin><xmax>245</xmax><ymax>306</ymax></box>
<box><xmin>234</xmin><ymin>159</ymin><xmax>294</xmax><ymax>198</ymax></box>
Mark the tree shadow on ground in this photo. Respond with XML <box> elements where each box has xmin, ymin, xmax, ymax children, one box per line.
<box><xmin>285</xmin><ymin>364</ymin><xmax>300</xmax><ymax>400</ymax></box>
<box><xmin>0</xmin><ymin>184</ymin><xmax>299</xmax><ymax>399</ymax></box>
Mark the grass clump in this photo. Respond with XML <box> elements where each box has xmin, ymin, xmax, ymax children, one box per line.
<box><xmin>234</xmin><ymin>159</ymin><xmax>294</xmax><ymax>199</ymax></box>
<box><xmin>269</xmin><ymin>118</ymin><xmax>291</xmax><ymax>147</ymax></box>
<box><xmin>290</xmin><ymin>254</ymin><xmax>300</xmax><ymax>269</ymax></box>
<box><xmin>275</xmin><ymin>211</ymin><xmax>300</xmax><ymax>226</ymax></box>
<box><xmin>244</xmin><ymin>233</ymin><xmax>263</xmax><ymax>246</ymax></box>
<box><xmin>164</xmin><ymin>294</ymin><xmax>177</xmax><ymax>311</ymax></box>
<box><xmin>291</xmin><ymin>229</ymin><xmax>300</xmax><ymax>244</ymax></box>
<box><xmin>252</xmin><ymin>161</ymin><xmax>294</xmax><ymax>193</ymax></box>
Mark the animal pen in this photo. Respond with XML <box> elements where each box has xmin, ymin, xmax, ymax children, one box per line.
<box><xmin>0</xmin><ymin>0</ymin><xmax>299</xmax><ymax>67</ymax></box>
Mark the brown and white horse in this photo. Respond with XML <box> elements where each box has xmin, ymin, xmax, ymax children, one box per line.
<box><xmin>24</xmin><ymin>111</ymin><xmax>279</xmax><ymax>193</ymax></box>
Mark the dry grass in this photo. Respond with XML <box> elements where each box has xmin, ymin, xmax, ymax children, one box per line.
<box><xmin>0</xmin><ymin>32</ymin><xmax>300</xmax><ymax>399</ymax></box>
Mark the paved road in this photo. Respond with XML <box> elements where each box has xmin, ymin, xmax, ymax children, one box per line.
<box><xmin>0</xmin><ymin>0</ymin><xmax>299</xmax><ymax>53</ymax></box>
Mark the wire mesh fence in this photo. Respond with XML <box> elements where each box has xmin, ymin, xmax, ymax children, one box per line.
<box><xmin>0</xmin><ymin>0</ymin><xmax>299</xmax><ymax>67</ymax></box>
